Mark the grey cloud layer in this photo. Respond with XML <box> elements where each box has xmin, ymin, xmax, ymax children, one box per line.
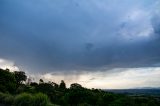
<box><xmin>0</xmin><ymin>0</ymin><xmax>160</xmax><ymax>72</ymax></box>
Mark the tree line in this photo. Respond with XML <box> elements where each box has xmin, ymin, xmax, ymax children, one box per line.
<box><xmin>0</xmin><ymin>68</ymin><xmax>160</xmax><ymax>106</ymax></box>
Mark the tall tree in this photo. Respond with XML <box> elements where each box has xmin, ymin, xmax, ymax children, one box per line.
<box><xmin>0</xmin><ymin>68</ymin><xmax>16</xmax><ymax>93</ymax></box>
<box><xmin>14</xmin><ymin>71</ymin><xmax>27</xmax><ymax>85</ymax></box>
<box><xmin>70</xmin><ymin>83</ymin><xmax>82</xmax><ymax>89</ymax></box>
<box><xmin>59</xmin><ymin>80</ymin><xmax>66</xmax><ymax>90</ymax></box>
<box><xmin>39</xmin><ymin>79</ymin><xmax>44</xmax><ymax>84</ymax></box>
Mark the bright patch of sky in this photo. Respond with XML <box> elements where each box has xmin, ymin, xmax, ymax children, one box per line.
<box><xmin>0</xmin><ymin>58</ymin><xmax>19</xmax><ymax>72</ymax></box>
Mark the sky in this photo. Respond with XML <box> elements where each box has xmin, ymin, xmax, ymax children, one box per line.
<box><xmin>0</xmin><ymin>0</ymin><xmax>160</xmax><ymax>89</ymax></box>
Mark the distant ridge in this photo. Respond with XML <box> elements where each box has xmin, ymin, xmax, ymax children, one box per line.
<box><xmin>105</xmin><ymin>88</ymin><xmax>160</xmax><ymax>96</ymax></box>
<box><xmin>133</xmin><ymin>87</ymin><xmax>160</xmax><ymax>89</ymax></box>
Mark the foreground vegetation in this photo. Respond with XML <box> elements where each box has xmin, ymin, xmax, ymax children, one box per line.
<box><xmin>0</xmin><ymin>68</ymin><xmax>160</xmax><ymax>106</ymax></box>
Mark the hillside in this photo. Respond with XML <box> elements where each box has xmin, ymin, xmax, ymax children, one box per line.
<box><xmin>0</xmin><ymin>68</ymin><xmax>160</xmax><ymax>106</ymax></box>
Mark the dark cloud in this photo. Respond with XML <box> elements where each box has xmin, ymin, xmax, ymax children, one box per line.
<box><xmin>0</xmin><ymin>0</ymin><xmax>160</xmax><ymax>73</ymax></box>
<box><xmin>152</xmin><ymin>14</ymin><xmax>160</xmax><ymax>35</ymax></box>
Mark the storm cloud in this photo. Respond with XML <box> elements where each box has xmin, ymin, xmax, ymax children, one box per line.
<box><xmin>0</xmin><ymin>0</ymin><xmax>160</xmax><ymax>73</ymax></box>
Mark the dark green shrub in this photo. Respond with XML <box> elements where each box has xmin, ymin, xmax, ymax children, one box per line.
<box><xmin>0</xmin><ymin>92</ymin><xmax>10</xmax><ymax>101</ymax></box>
<box><xmin>4</xmin><ymin>94</ymin><xmax>14</xmax><ymax>105</ymax></box>
<box><xmin>0</xmin><ymin>92</ymin><xmax>14</xmax><ymax>105</ymax></box>
<box><xmin>33</xmin><ymin>93</ymin><xmax>49</xmax><ymax>106</ymax></box>
<box><xmin>0</xmin><ymin>92</ymin><xmax>7</xmax><ymax>102</ymax></box>
<box><xmin>14</xmin><ymin>93</ymin><xmax>33</xmax><ymax>106</ymax></box>
<box><xmin>16</xmin><ymin>85</ymin><xmax>26</xmax><ymax>93</ymax></box>
<box><xmin>14</xmin><ymin>92</ymin><xmax>51</xmax><ymax>106</ymax></box>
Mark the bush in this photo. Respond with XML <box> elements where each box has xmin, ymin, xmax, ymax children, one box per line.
<box><xmin>33</xmin><ymin>93</ymin><xmax>49</xmax><ymax>106</ymax></box>
<box><xmin>14</xmin><ymin>93</ymin><xmax>33</xmax><ymax>106</ymax></box>
<box><xmin>0</xmin><ymin>92</ymin><xmax>7</xmax><ymax>102</ymax></box>
<box><xmin>0</xmin><ymin>92</ymin><xmax>14</xmax><ymax>105</ymax></box>
<box><xmin>4</xmin><ymin>94</ymin><xmax>14</xmax><ymax>105</ymax></box>
<box><xmin>16</xmin><ymin>85</ymin><xmax>26</xmax><ymax>93</ymax></box>
<box><xmin>14</xmin><ymin>92</ymin><xmax>51</xmax><ymax>106</ymax></box>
